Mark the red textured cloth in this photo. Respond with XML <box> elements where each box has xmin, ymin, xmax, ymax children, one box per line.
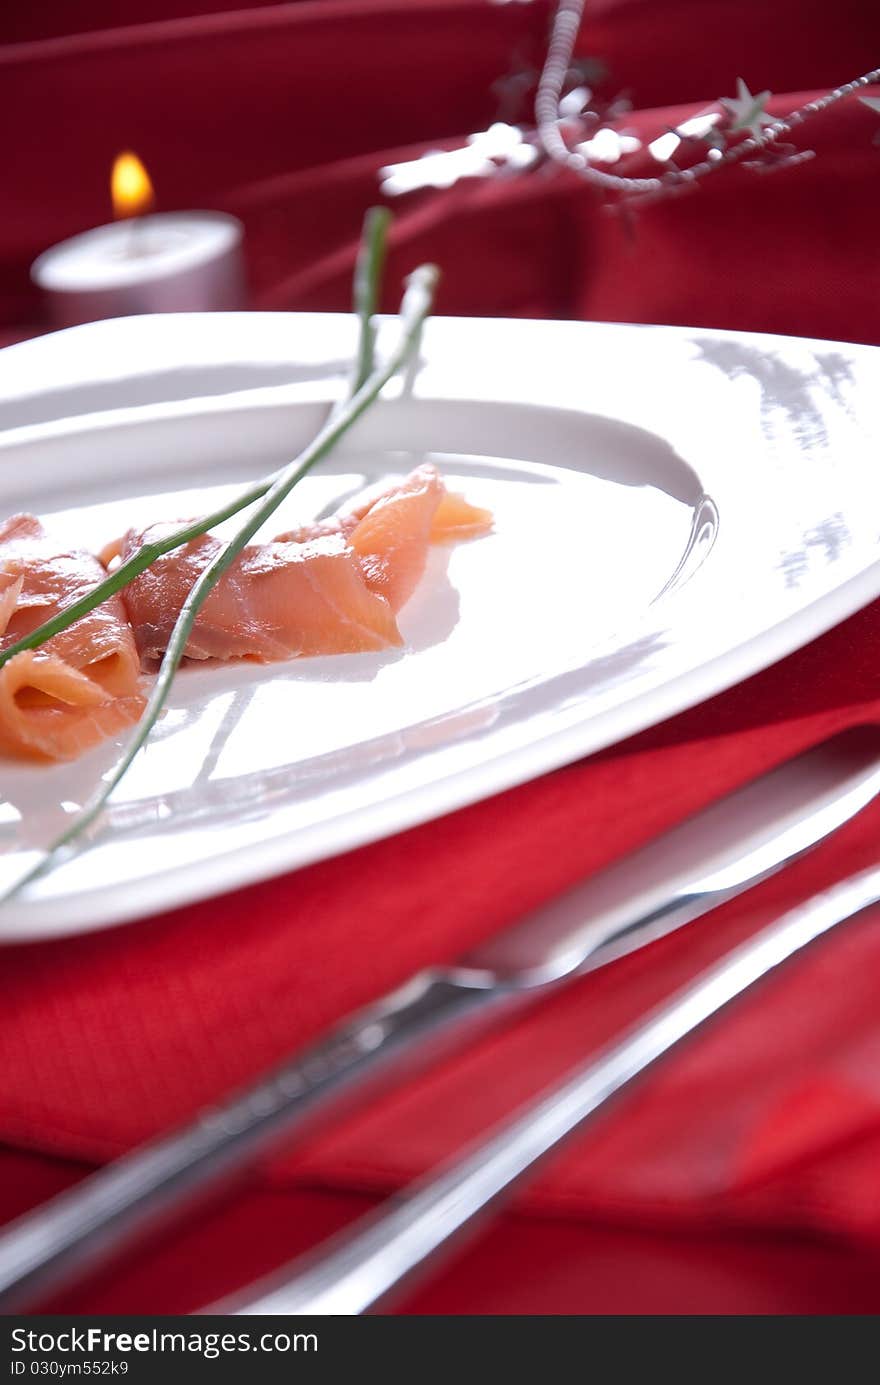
<box><xmin>2</xmin><ymin>0</ymin><xmax>880</xmax><ymax>1315</ymax></box>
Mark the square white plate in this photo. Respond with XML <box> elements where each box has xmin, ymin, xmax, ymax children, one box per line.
<box><xmin>1</xmin><ymin>313</ymin><xmax>878</xmax><ymax>941</ymax></box>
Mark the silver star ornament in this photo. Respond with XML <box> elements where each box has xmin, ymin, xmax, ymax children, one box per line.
<box><xmin>720</xmin><ymin>78</ymin><xmax>776</xmax><ymax>139</ymax></box>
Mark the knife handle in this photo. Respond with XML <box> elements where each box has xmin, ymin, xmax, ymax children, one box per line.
<box><xmin>0</xmin><ymin>968</ymin><xmax>511</xmax><ymax>1312</ymax></box>
<box><xmin>220</xmin><ymin>865</ymin><xmax>880</xmax><ymax>1317</ymax></box>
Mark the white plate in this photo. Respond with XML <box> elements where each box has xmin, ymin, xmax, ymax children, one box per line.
<box><xmin>0</xmin><ymin>314</ymin><xmax>878</xmax><ymax>941</ymax></box>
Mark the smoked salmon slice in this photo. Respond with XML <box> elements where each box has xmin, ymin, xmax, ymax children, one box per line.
<box><xmin>0</xmin><ymin>515</ymin><xmax>145</xmax><ymax>762</ymax></box>
<box><xmin>119</xmin><ymin>526</ymin><xmax>402</xmax><ymax>664</ymax></box>
<box><xmin>120</xmin><ymin>465</ymin><xmax>491</xmax><ymax>667</ymax></box>
<box><xmin>287</xmin><ymin>467</ymin><xmax>493</xmax><ymax>552</ymax></box>
<box><xmin>346</xmin><ymin>463</ymin><xmax>446</xmax><ymax>611</ymax></box>
<box><xmin>0</xmin><ymin>469</ymin><xmax>490</xmax><ymax>760</ymax></box>
<box><xmin>429</xmin><ymin>490</ymin><xmax>494</xmax><ymax>543</ymax></box>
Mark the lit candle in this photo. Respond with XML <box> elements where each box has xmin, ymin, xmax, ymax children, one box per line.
<box><xmin>31</xmin><ymin>152</ymin><xmax>245</xmax><ymax>328</ymax></box>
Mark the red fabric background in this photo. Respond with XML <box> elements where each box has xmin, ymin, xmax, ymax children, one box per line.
<box><xmin>2</xmin><ymin>0</ymin><xmax>880</xmax><ymax>1315</ymax></box>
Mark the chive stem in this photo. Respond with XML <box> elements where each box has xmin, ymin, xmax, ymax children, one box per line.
<box><xmin>4</xmin><ymin>264</ymin><xmax>438</xmax><ymax>903</ymax></box>
<box><xmin>351</xmin><ymin>206</ymin><xmax>391</xmax><ymax>395</ymax></box>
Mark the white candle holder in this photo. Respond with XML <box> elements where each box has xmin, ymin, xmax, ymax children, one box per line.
<box><xmin>31</xmin><ymin>211</ymin><xmax>246</xmax><ymax>328</ymax></box>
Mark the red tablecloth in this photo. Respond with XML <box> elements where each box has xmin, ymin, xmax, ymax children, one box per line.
<box><xmin>2</xmin><ymin>0</ymin><xmax>880</xmax><ymax>1315</ymax></box>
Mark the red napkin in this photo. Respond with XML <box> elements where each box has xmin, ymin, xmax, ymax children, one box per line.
<box><xmin>1</xmin><ymin>0</ymin><xmax>880</xmax><ymax>1315</ymax></box>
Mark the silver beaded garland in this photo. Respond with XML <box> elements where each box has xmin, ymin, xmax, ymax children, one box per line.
<box><xmin>535</xmin><ymin>0</ymin><xmax>880</xmax><ymax>200</ymax></box>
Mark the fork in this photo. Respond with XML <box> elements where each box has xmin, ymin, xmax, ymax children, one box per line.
<box><xmin>219</xmin><ymin>863</ymin><xmax>880</xmax><ymax>1315</ymax></box>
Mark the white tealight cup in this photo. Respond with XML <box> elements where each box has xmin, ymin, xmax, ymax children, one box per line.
<box><xmin>31</xmin><ymin>211</ymin><xmax>246</xmax><ymax>328</ymax></box>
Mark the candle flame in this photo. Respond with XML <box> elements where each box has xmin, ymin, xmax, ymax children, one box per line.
<box><xmin>111</xmin><ymin>151</ymin><xmax>154</xmax><ymax>219</ymax></box>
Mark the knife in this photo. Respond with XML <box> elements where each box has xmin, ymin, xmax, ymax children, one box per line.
<box><xmin>0</xmin><ymin>724</ymin><xmax>878</xmax><ymax>1310</ymax></box>
<box><xmin>222</xmin><ymin>862</ymin><xmax>880</xmax><ymax>1315</ymax></box>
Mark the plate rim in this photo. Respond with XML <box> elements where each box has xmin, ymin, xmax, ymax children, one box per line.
<box><xmin>1</xmin><ymin>313</ymin><xmax>879</xmax><ymax>940</ymax></box>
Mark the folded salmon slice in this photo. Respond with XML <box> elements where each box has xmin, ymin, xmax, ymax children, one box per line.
<box><xmin>278</xmin><ymin>465</ymin><xmax>492</xmax><ymax>584</ymax></box>
<box><xmin>120</xmin><ymin>527</ymin><xmax>402</xmax><ymax>664</ymax></box>
<box><xmin>429</xmin><ymin>490</ymin><xmax>494</xmax><ymax>542</ymax></box>
<box><xmin>288</xmin><ymin>467</ymin><xmax>493</xmax><ymax>553</ymax></box>
<box><xmin>346</xmin><ymin>463</ymin><xmax>446</xmax><ymax>611</ymax></box>
<box><xmin>0</xmin><ymin>515</ymin><xmax>145</xmax><ymax>761</ymax></box>
<box><xmin>121</xmin><ymin>465</ymin><xmax>491</xmax><ymax>667</ymax></box>
<box><xmin>0</xmin><ymin>651</ymin><xmax>145</xmax><ymax>764</ymax></box>
<box><xmin>344</xmin><ymin>467</ymin><xmax>491</xmax><ymax>608</ymax></box>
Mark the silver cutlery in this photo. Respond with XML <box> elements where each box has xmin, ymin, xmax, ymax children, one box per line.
<box><xmin>0</xmin><ymin>725</ymin><xmax>878</xmax><ymax>1311</ymax></box>
<box><xmin>221</xmin><ymin>863</ymin><xmax>880</xmax><ymax>1315</ymax></box>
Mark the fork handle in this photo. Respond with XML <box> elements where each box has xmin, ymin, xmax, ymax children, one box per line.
<box><xmin>0</xmin><ymin>969</ymin><xmax>509</xmax><ymax>1312</ymax></box>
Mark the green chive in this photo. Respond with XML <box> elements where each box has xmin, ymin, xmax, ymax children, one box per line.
<box><xmin>351</xmin><ymin>206</ymin><xmax>391</xmax><ymax>395</ymax></box>
<box><xmin>3</xmin><ymin>263</ymin><xmax>438</xmax><ymax>903</ymax></box>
